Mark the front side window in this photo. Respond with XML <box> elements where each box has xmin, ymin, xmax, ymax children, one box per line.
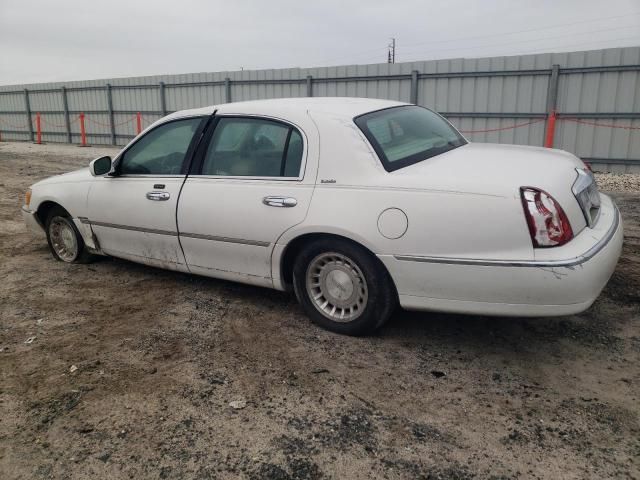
<box><xmin>355</xmin><ymin>106</ymin><xmax>467</xmax><ymax>172</ymax></box>
<box><xmin>201</xmin><ymin>117</ymin><xmax>304</xmax><ymax>177</ymax></box>
<box><xmin>119</xmin><ymin>117</ymin><xmax>203</xmax><ymax>175</ymax></box>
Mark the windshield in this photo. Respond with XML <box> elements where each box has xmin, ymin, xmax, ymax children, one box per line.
<box><xmin>354</xmin><ymin>105</ymin><xmax>467</xmax><ymax>172</ymax></box>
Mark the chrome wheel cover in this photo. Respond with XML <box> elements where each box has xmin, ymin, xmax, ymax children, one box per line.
<box><xmin>49</xmin><ymin>217</ymin><xmax>78</xmax><ymax>262</ymax></box>
<box><xmin>305</xmin><ymin>252</ymin><xmax>368</xmax><ymax>323</ymax></box>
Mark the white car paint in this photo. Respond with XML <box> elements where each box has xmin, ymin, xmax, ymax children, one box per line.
<box><xmin>22</xmin><ymin>97</ymin><xmax>622</xmax><ymax>318</ymax></box>
<box><xmin>176</xmin><ymin>113</ymin><xmax>318</xmax><ymax>286</ymax></box>
<box><xmin>88</xmin><ymin>176</ymin><xmax>188</xmax><ymax>269</ymax></box>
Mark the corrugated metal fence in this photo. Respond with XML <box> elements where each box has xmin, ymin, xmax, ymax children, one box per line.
<box><xmin>1</xmin><ymin>47</ymin><xmax>639</xmax><ymax>172</ymax></box>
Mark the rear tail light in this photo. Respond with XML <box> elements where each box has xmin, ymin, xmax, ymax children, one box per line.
<box><xmin>520</xmin><ymin>187</ymin><xmax>573</xmax><ymax>248</ymax></box>
<box><xmin>572</xmin><ymin>168</ymin><xmax>601</xmax><ymax>228</ymax></box>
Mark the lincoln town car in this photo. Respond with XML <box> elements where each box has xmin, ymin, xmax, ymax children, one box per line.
<box><xmin>22</xmin><ymin>98</ymin><xmax>623</xmax><ymax>335</ymax></box>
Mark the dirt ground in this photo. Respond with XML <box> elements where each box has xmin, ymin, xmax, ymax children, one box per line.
<box><xmin>0</xmin><ymin>141</ymin><xmax>639</xmax><ymax>480</ymax></box>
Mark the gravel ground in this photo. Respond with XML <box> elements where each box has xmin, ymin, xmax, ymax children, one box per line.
<box><xmin>0</xmin><ymin>142</ymin><xmax>639</xmax><ymax>480</ymax></box>
<box><xmin>595</xmin><ymin>173</ymin><xmax>640</xmax><ymax>194</ymax></box>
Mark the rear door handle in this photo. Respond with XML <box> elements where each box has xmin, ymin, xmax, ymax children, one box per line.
<box><xmin>262</xmin><ymin>196</ymin><xmax>297</xmax><ymax>208</ymax></box>
<box><xmin>146</xmin><ymin>191</ymin><xmax>170</xmax><ymax>201</ymax></box>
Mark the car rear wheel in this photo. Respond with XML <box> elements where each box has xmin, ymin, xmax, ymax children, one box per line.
<box><xmin>45</xmin><ymin>207</ymin><xmax>94</xmax><ymax>264</ymax></box>
<box><xmin>293</xmin><ymin>238</ymin><xmax>396</xmax><ymax>336</ymax></box>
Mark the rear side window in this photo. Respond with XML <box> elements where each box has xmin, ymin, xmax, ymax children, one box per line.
<box><xmin>355</xmin><ymin>105</ymin><xmax>466</xmax><ymax>172</ymax></box>
<box><xmin>201</xmin><ymin>117</ymin><xmax>304</xmax><ymax>177</ymax></box>
<box><xmin>119</xmin><ymin>118</ymin><xmax>202</xmax><ymax>175</ymax></box>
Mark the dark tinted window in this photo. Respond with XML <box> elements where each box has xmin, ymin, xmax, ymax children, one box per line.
<box><xmin>355</xmin><ymin>106</ymin><xmax>466</xmax><ymax>172</ymax></box>
<box><xmin>201</xmin><ymin>117</ymin><xmax>304</xmax><ymax>177</ymax></box>
<box><xmin>284</xmin><ymin>130</ymin><xmax>303</xmax><ymax>177</ymax></box>
<box><xmin>119</xmin><ymin>118</ymin><xmax>202</xmax><ymax>175</ymax></box>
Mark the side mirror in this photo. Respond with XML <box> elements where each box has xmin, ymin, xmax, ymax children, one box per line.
<box><xmin>89</xmin><ymin>156</ymin><xmax>113</xmax><ymax>176</ymax></box>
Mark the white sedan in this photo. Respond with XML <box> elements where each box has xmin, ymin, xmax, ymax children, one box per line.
<box><xmin>22</xmin><ymin>98</ymin><xmax>622</xmax><ymax>335</ymax></box>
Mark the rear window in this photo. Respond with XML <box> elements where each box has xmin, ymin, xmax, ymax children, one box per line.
<box><xmin>354</xmin><ymin>105</ymin><xmax>466</xmax><ymax>172</ymax></box>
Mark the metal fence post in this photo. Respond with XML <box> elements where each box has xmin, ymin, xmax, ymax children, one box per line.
<box><xmin>61</xmin><ymin>86</ymin><xmax>71</xmax><ymax>143</ymax></box>
<box><xmin>546</xmin><ymin>64</ymin><xmax>560</xmax><ymax>113</ymax></box>
<box><xmin>410</xmin><ymin>70</ymin><xmax>419</xmax><ymax>104</ymax></box>
<box><xmin>106</xmin><ymin>83</ymin><xmax>116</xmax><ymax>145</ymax></box>
<box><xmin>544</xmin><ymin>64</ymin><xmax>560</xmax><ymax>148</ymax></box>
<box><xmin>306</xmin><ymin>75</ymin><xmax>313</xmax><ymax>97</ymax></box>
<box><xmin>225</xmin><ymin>78</ymin><xmax>232</xmax><ymax>103</ymax></box>
<box><xmin>24</xmin><ymin>88</ymin><xmax>34</xmax><ymax>142</ymax></box>
<box><xmin>159</xmin><ymin>81</ymin><xmax>167</xmax><ymax>116</ymax></box>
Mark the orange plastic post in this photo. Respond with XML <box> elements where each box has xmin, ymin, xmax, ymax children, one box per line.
<box><xmin>36</xmin><ymin>112</ymin><xmax>42</xmax><ymax>144</ymax></box>
<box><xmin>136</xmin><ymin>112</ymin><xmax>142</xmax><ymax>135</ymax></box>
<box><xmin>79</xmin><ymin>113</ymin><xmax>87</xmax><ymax>146</ymax></box>
<box><xmin>544</xmin><ymin>110</ymin><xmax>557</xmax><ymax>148</ymax></box>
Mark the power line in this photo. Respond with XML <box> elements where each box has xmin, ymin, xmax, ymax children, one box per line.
<box><xmin>401</xmin><ymin>36</ymin><xmax>640</xmax><ymax>62</ymax></box>
<box><xmin>308</xmin><ymin>35</ymin><xmax>640</xmax><ymax>68</ymax></box>
<box><xmin>487</xmin><ymin>35</ymin><xmax>640</xmax><ymax>57</ymax></box>
<box><xmin>306</xmin><ymin>11</ymin><xmax>640</xmax><ymax>67</ymax></box>
<box><xmin>400</xmin><ymin>24</ymin><xmax>639</xmax><ymax>57</ymax></box>
<box><xmin>399</xmin><ymin>11</ymin><xmax>640</xmax><ymax>50</ymax></box>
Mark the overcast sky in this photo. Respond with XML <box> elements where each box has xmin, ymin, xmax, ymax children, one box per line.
<box><xmin>1</xmin><ymin>0</ymin><xmax>639</xmax><ymax>86</ymax></box>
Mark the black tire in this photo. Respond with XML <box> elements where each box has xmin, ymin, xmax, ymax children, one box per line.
<box><xmin>292</xmin><ymin>237</ymin><xmax>397</xmax><ymax>336</ymax></box>
<box><xmin>45</xmin><ymin>207</ymin><xmax>95</xmax><ymax>264</ymax></box>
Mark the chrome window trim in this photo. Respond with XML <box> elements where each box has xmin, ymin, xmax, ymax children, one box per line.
<box><xmin>186</xmin><ymin>175</ymin><xmax>303</xmax><ymax>182</ymax></box>
<box><xmin>106</xmin><ymin>175</ymin><xmax>186</xmax><ymax>179</ymax></box>
<box><xmin>395</xmin><ymin>205</ymin><xmax>619</xmax><ymax>268</ymax></box>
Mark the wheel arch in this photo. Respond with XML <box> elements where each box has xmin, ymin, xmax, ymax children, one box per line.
<box><xmin>34</xmin><ymin>199</ymin><xmax>99</xmax><ymax>252</ymax></box>
<box><xmin>35</xmin><ymin>200</ymin><xmax>68</xmax><ymax>227</ymax></box>
<box><xmin>276</xmin><ymin>231</ymin><xmax>397</xmax><ymax>297</ymax></box>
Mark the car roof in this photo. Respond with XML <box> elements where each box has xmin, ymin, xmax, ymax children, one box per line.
<box><xmin>167</xmin><ymin>97</ymin><xmax>408</xmax><ymax>121</ymax></box>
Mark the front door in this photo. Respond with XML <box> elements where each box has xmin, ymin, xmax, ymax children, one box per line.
<box><xmin>177</xmin><ymin>115</ymin><xmax>317</xmax><ymax>286</ymax></box>
<box><xmin>87</xmin><ymin>116</ymin><xmax>205</xmax><ymax>270</ymax></box>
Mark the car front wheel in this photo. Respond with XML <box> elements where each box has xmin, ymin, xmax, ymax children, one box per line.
<box><xmin>293</xmin><ymin>238</ymin><xmax>396</xmax><ymax>336</ymax></box>
<box><xmin>45</xmin><ymin>207</ymin><xmax>94</xmax><ymax>264</ymax></box>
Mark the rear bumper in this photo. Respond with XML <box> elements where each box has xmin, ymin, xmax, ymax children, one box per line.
<box><xmin>378</xmin><ymin>194</ymin><xmax>623</xmax><ymax>317</ymax></box>
<box><xmin>22</xmin><ymin>206</ymin><xmax>45</xmax><ymax>236</ymax></box>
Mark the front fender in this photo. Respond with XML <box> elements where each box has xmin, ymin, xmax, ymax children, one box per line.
<box><xmin>28</xmin><ymin>181</ymin><xmax>95</xmax><ymax>248</ymax></box>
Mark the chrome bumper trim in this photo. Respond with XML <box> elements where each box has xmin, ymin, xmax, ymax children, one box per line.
<box><xmin>395</xmin><ymin>206</ymin><xmax>620</xmax><ymax>268</ymax></box>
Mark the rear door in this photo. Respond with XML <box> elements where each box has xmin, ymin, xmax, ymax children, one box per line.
<box><xmin>87</xmin><ymin>116</ymin><xmax>206</xmax><ymax>269</ymax></box>
<box><xmin>177</xmin><ymin>115</ymin><xmax>317</xmax><ymax>286</ymax></box>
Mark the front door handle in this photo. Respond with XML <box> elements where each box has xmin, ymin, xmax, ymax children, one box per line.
<box><xmin>146</xmin><ymin>191</ymin><xmax>170</xmax><ymax>201</ymax></box>
<box><xmin>263</xmin><ymin>196</ymin><xmax>297</xmax><ymax>208</ymax></box>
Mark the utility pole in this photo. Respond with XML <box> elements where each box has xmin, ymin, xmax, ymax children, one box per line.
<box><xmin>387</xmin><ymin>38</ymin><xmax>396</xmax><ymax>63</ymax></box>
